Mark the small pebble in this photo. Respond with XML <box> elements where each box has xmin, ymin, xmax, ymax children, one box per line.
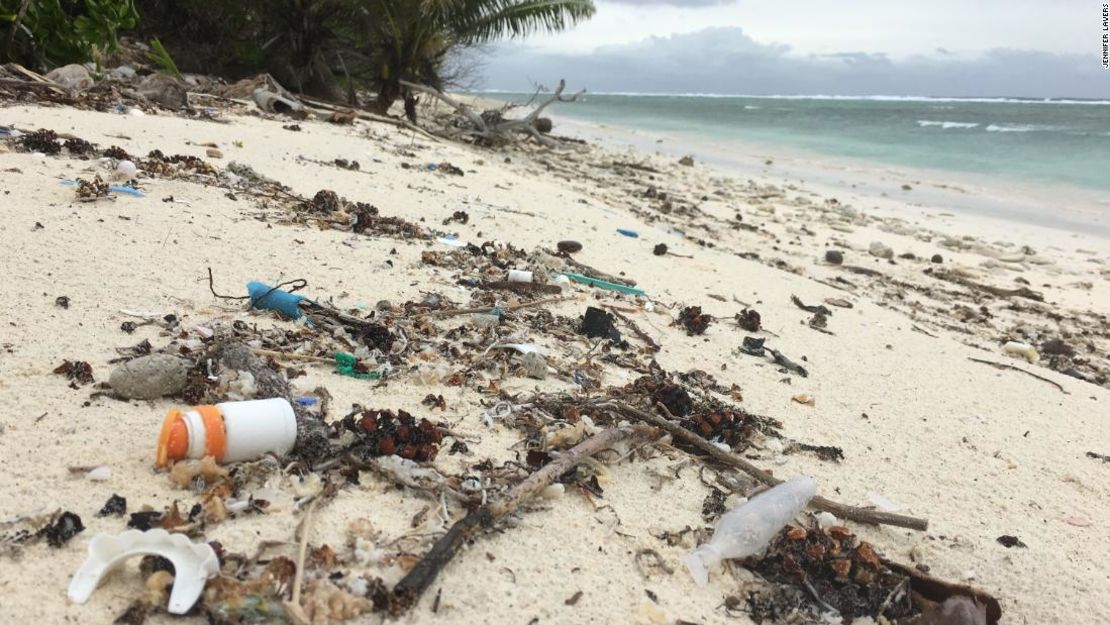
<box><xmin>653</xmin><ymin>243</ymin><xmax>668</xmax><ymax>256</ymax></box>
<box><xmin>557</xmin><ymin>240</ymin><xmax>582</xmax><ymax>254</ymax></box>
<box><xmin>824</xmin><ymin>250</ymin><xmax>843</xmax><ymax>265</ymax></box>
<box><xmin>931</xmin><ymin>254</ymin><xmax>943</xmax><ymax>263</ymax></box>
<box><xmin>206</xmin><ymin>147</ymin><xmax>223</xmax><ymax>159</ymax></box>
<box><xmin>86</xmin><ymin>466</ymin><xmax>111</xmax><ymax>481</ymax></box>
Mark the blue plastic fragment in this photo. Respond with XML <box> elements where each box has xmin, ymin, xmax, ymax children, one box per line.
<box><xmin>58</xmin><ymin>179</ymin><xmax>145</xmax><ymax>197</ymax></box>
<box><xmin>111</xmin><ymin>185</ymin><xmax>145</xmax><ymax>197</ymax></box>
<box><xmin>247</xmin><ymin>280</ymin><xmax>306</xmax><ymax>319</ymax></box>
<box><xmin>616</xmin><ymin>228</ymin><xmax>640</xmax><ymax>238</ymax></box>
<box><xmin>294</xmin><ymin>397</ymin><xmax>318</xmax><ymax>406</ymax></box>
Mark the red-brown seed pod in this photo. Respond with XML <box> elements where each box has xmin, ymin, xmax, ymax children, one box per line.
<box><xmin>378</xmin><ymin>437</ymin><xmax>395</xmax><ymax>456</ymax></box>
<box><xmin>396</xmin><ymin>426</ymin><xmax>412</xmax><ymax>442</ymax></box>
<box><xmin>828</xmin><ymin>526</ymin><xmax>853</xmax><ymax>541</ymax></box>
<box><xmin>805</xmin><ymin>542</ymin><xmax>826</xmax><ymax>560</ymax></box>
<box><xmin>855</xmin><ymin>542</ymin><xmax>880</xmax><ymax>566</ymax></box>
<box><xmin>399</xmin><ymin>444</ymin><xmax>417</xmax><ymax>460</ymax></box>
<box><xmin>359</xmin><ymin>414</ymin><xmax>378</xmax><ymax>432</ymax></box>
<box><xmin>785</xmin><ymin>526</ymin><xmax>807</xmax><ymax>541</ymax></box>
<box><xmin>829</xmin><ymin>558</ymin><xmax>852</xmax><ymax>580</ymax></box>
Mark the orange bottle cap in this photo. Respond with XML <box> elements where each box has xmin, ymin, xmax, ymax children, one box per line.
<box><xmin>156</xmin><ymin>408</ymin><xmax>189</xmax><ymax>467</ymax></box>
<box><xmin>156</xmin><ymin>405</ymin><xmax>228</xmax><ymax>467</ymax></box>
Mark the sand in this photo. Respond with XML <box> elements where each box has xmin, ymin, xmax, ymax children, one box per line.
<box><xmin>0</xmin><ymin>99</ymin><xmax>1107</xmax><ymax>625</ymax></box>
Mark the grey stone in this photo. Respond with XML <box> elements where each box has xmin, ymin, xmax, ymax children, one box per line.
<box><xmin>109</xmin><ymin>354</ymin><xmax>191</xmax><ymax>399</ymax></box>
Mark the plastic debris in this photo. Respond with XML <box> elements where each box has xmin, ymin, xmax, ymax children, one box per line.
<box><xmin>616</xmin><ymin>228</ymin><xmax>640</xmax><ymax>238</ymax></box>
<box><xmin>507</xmin><ymin>269</ymin><xmax>533</xmax><ymax>283</ymax></box>
<box><xmin>156</xmin><ymin>398</ymin><xmax>297</xmax><ymax>466</ymax></box>
<box><xmin>685</xmin><ymin>476</ymin><xmax>817</xmax><ymax>586</ymax></box>
<box><xmin>68</xmin><ymin>528</ymin><xmax>219</xmax><ymax>614</ymax></box>
<box><xmin>109</xmin><ymin>354</ymin><xmax>192</xmax><ymax>399</ymax></box>
<box><xmin>1002</xmin><ymin>341</ymin><xmax>1039</xmax><ymax>364</ymax></box>
<box><xmin>247</xmin><ymin>280</ymin><xmax>306</xmax><ymax>319</ymax></box>
<box><xmin>335</xmin><ymin>351</ymin><xmax>382</xmax><ymax>380</ymax></box>
<box><xmin>562</xmin><ymin>272</ymin><xmax>646</xmax><ymax>296</ymax></box>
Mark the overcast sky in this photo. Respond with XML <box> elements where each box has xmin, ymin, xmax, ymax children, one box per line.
<box><xmin>479</xmin><ymin>0</ymin><xmax>1110</xmax><ymax>97</ymax></box>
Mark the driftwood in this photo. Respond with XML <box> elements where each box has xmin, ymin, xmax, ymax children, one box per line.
<box><xmin>400</xmin><ymin>78</ymin><xmax>585</xmax><ymax>147</ymax></box>
<box><xmin>605</xmin><ymin>402</ymin><xmax>930</xmax><ymax>531</ymax></box>
<box><xmin>967</xmin><ymin>357</ymin><xmax>1067</xmax><ymax>393</ymax></box>
<box><xmin>928</xmin><ymin>269</ymin><xmax>1044</xmax><ymax>301</ymax></box>
<box><xmin>389</xmin><ymin>425</ymin><xmax>651</xmax><ymax>613</ymax></box>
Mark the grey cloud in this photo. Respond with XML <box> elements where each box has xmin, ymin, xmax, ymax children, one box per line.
<box><xmin>480</xmin><ymin>27</ymin><xmax>1109</xmax><ymax>98</ymax></box>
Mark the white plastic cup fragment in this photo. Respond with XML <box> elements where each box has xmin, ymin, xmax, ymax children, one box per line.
<box><xmin>685</xmin><ymin>476</ymin><xmax>817</xmax><ymax>587</ymax></box>
<box><xmin>68</xmin><ymin>529</ymin><xmax>219</xmax><ymax>614</ymax></box>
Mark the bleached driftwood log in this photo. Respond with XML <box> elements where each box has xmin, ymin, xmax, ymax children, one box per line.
<box><xmin>400</xmin><ymin>78</ymin><xmax>585</xmax><ymax>147</ymax></box>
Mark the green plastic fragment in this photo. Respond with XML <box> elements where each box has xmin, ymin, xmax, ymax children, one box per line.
<box><xmin>561</xmin><ymin>272</ymin><xmax>646</xmax><ymax>296</ymax></box>
<box><xmin>335</xmin><ymin>351</ymin><xmax>381</xmax><ymax>380</ymax></box>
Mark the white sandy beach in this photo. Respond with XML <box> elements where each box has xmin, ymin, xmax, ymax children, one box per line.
<box><xmin>1</xmin><ymin>99</ymin><xmax>1108</xmax><ymax>625</ymax></box>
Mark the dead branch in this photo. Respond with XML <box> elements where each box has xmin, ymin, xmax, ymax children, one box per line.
<box><xmin>390</xmin><ymin>425</ymin><xmax>652</xmax><ymax>613</ymax></box>
<box><xmin>605</xmin><ymin>402</ymin><xmax>929</xmax><ymax>531</ymax></box>
<box><xmin>400</xmin><ymin>78</ymin><xmax>585</xmax><ymax>147</ymax></box>
<box><xmin>967</xmin><ymin>357</ymin><xmax>1067</xmax><ymax>393</ymax></box>
<box><xmin>928</xmin><ymin>270</ymin><xmax>1044</xmax><ymax>301</ymax></box>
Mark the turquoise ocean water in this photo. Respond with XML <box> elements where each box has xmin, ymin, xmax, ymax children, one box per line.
<box><xmin>482</xmin><ymin>93</ymin><xmax>1110</xmax><ymax>193</ymax></box>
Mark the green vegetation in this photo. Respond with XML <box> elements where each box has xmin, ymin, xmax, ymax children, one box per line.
<box><xmin>3</xmin><ymin>0</ymin><xmax>594</xmax><ymax>119</ymax></box>
<box><xmin>2</xmin><ymin>0</ymin><xmax>138</xmax><ymax>68</ymax></box>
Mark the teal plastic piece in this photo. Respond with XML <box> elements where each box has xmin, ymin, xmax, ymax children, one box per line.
<box><xmin>248</xmin><ymin>281</ymin><xmax>305</xmax><ymax>319</ymax></box>
<box><xmin>561</xmin><ymin>272</ymin><xmax>646</xmax><ymax>296</ymax></box>
<box><xmin>335</xmin><ymin>352</ymin><xmax>381</xmax><ymax>380</ymax></box>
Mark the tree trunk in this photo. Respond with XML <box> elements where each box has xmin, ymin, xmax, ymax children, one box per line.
<box><xmin>403</xmin><ymin>90</ymin><xmax>418</xmax><ymax>123</ymax></box>
<box><xmin>373</xmin><ymin>76</ymin><xmax>401</xmax><ymax>115</ymax></box>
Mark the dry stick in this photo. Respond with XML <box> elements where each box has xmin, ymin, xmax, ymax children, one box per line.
<box><xmin>928</xmin><ymin>270</ymin><xmax>1043</xmax><ymax>302</ymax></box>
<box><xmin>967</xmin><ymin>357</ymin><xmax>1067</xmax><ymax>394</ymax></box>
<box><xmin>606</xmin><ymin>402</ymin><xmax>929</xmax><ymax>531</ymax></box>
<box><xmin>250</xmin><ymin>348</ymin><xmax>334</xmax><ymax>364</ymax></box>
<box><xmin>604</xmin><ymin>306</ymin><xmax>661</xmax><ymax>352</ymax></box>
<box><xmin>284</xmin><ymin>498</ymin><xmax>318</xmax><ymax>625</ymax></box>
<box><xmin>390</xmin><ymin>425</ymin><xmax>652</xmax><ymax>613</ymax></box>
<box><xmin>414</xmin><ymin>295</ymin><xmax>574</xmax><ymax>319</ymax></box>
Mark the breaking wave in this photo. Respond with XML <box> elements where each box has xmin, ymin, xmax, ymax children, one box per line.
<box><xmin>916</xmin><ymin>120</ymin><xmax>980</xmax><ymax>129</ymax></box>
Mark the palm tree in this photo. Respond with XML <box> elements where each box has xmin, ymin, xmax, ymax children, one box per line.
<box><xmin>368</xmin><ymin>0</ymin><xmax>595</xmax><ymax>118</ymax></box>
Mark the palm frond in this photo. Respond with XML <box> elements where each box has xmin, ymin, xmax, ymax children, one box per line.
<box><xmin>449</xmin><ymin>0</ymin><xmax>595</xmax><ymax>44</ymax></box>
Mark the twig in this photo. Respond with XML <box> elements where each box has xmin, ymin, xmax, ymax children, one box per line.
<box><xmin>206</xmin><ymin>267</ymin><xmax>250</xmax><ymax>301</ymax></box>
<box><xmin>414</xmin><ymin>296</ymin><xmax>574</xmax><ymax>319</ymax></box>
<box><xmin>390</xmin><ymin>425</ymin><xmax>652</xmax><ymax>613</ymax></box>
<box><xmin>251</xmin><ymin>348</ymin><xmax>334</xmax><ymax>364</ymax></box>
<box><xmin>929</xmin><ymin>270</ymin><xmax>1043</xmax><ymax>301</ymax></box>
<box><xmin>604</xmin><ymin>306</ymin><xmax>661</xmax><ymax>352</ymax></box>
<box><xmin>967</xmin><ymin>357</ymin><xmax>1067</xmax><ymax>393</ymax></box>
<box><xmin>283</xmin><ymin>498</ymin><xmax>318</xmax><ymax>624</ymax></box>
<box><xmin>605</xmin><ymin>401</ymin><xmax>929</xmax><ymax>531</ymax></box>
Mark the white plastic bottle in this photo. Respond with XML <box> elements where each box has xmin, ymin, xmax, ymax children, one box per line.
<box><xmin>156</xmin><ymin>398</ymin><xmax>297</xmax><ymax>466</ymax></box>
<box><xmin>685</xmin><ymin>475</ymin><xmax>817</xmax><ymax>586</ymax></box>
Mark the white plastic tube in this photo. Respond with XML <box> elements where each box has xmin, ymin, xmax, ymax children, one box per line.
<box><xmin>158</xmin><ymin>398</ymin><xmax>297</xmax><ymax>465</ymax></box>
<box><xmin>685</xmin><ymin>475</ymin><xmax>817</xmax><ymax>586</ymax></box>
<box><xmin>507</xmin><ymin>269</ymin><xmax>533</xmax><ymax>283</ymax></box>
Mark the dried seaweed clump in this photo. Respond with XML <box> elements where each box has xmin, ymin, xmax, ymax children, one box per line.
<box><xmin>651</xmin><ymin>382</ymin><xmax>693</xmax><ymax>418</ymax></box>
<box><xmin>306</xmin><ymin>189</ymin><xmax>342</xmax><ymax>212</ymax></box>
<box><xmin>54</xmin><ymin>359</ymin><xmax>94</xmax><ymax>385</ymax></box>
<box><xmin>681</xmin><ymin>409</ymin><xmax>764</xmax><ymax>449</ymax></box>
<box><xmin>677</xmin><ymin>306</ymin><xmax>713</xmax><ymax>335</ymax></box>
<box><xmin>352</xmin><ymin>202</ymin><xmax>425</xmax><ymax>239</ymax></box>
<box><xmin>747</xmin><ymin>524</ymin><xmax>917</xmax><ymax>623</ymax></box>
<box><xmin>142</xmin><ymin>149</ymin><xmax>218</xmax><ymax>176</ymax></box>
<box><xmin>736</xmin><ymin>308</ymin><xmax>762</xmax><ymax>332</ymax></box>
<box><xmin>345</xmin><ymin>409</ymin><xmax>444</xmax><ymax>461</ymax></box>
<box><xmin>19</xmin><ymin>128</ymin><xmax>61</xmax><ymax>154</ymax></box>
<box><xmin>75</xmin><ymin>175</ymin><xmax>111</xmax><ymax>200</ymax></box>
<box><xmin>63</xmin><ymin>137</ymin><xmax>95</xmax><ymax>156</ymax></box>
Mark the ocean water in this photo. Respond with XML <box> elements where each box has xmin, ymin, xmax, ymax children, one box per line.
<box><xmin>481</xmin><ymin>93</ymin><xmax>1110</xmax><ymax>193</ymax></box>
